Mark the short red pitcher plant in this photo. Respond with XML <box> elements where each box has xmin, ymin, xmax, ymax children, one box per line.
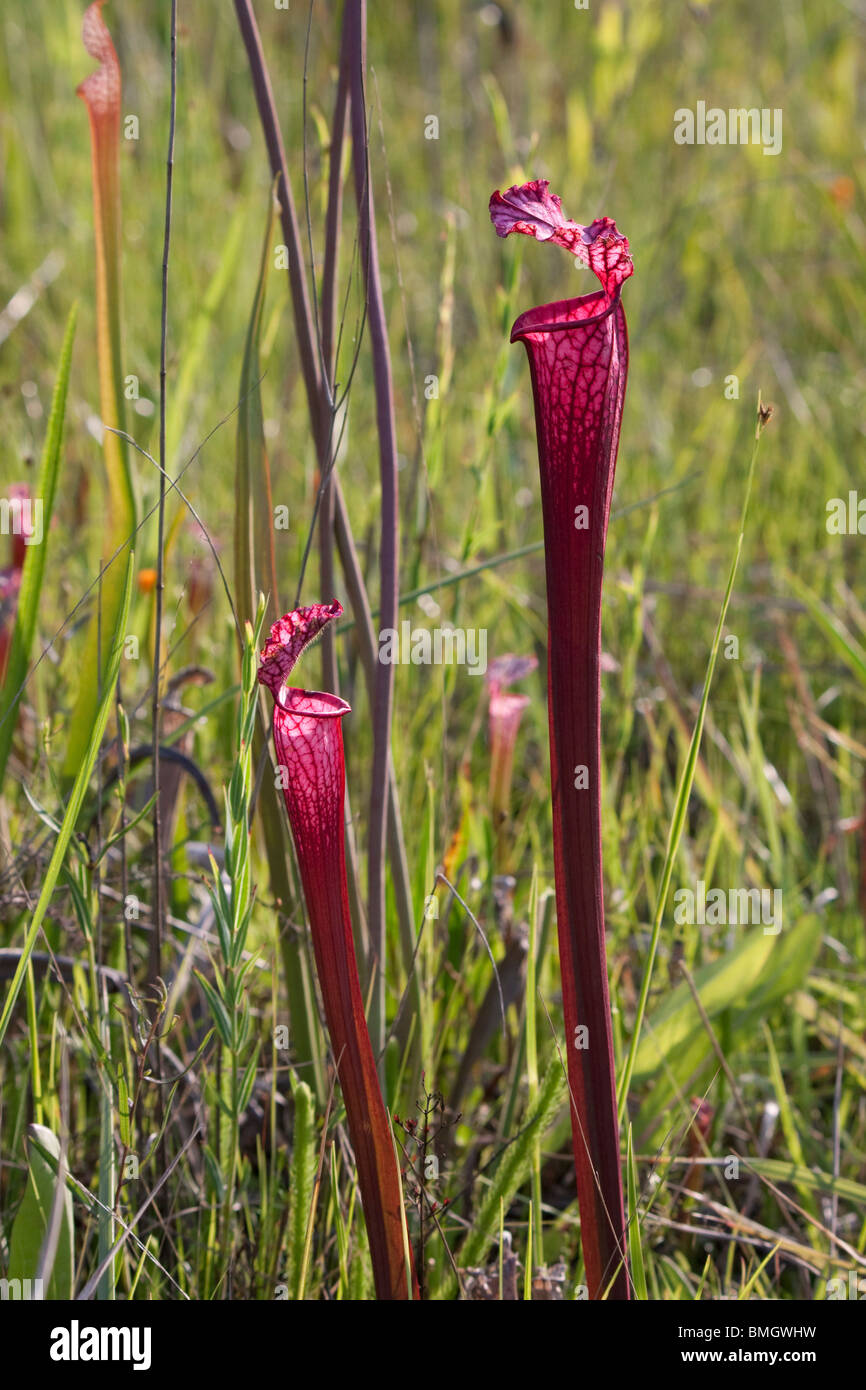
<box><xmin>258</xmin><ymin>601</ymin><xmax>418</xmax><ymax>1301</ymax></box>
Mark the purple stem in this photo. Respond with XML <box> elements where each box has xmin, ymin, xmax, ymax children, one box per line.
<box><xmin>346</xmin><ymin>0</ymin><xmax>398</xmax><ymax>1063</ymax></box>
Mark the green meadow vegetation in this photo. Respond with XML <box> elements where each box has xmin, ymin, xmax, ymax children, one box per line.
<box><xmin>0</xmin><ymin>0</ymin><xmax>864</xmax><ymax>1300</ymax></box>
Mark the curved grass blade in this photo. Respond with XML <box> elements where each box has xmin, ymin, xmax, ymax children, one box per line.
<box><xmin>784</xmin><ymin>569</ymin><xmax>866</xmax><ymax>687</ymax></box>
<box><xmin>616</xmin><ymin>398</ymin><xmax>769</xmax><ymax>1118</ymax></box>
<box><xmin>8</xmin><ymin>1124</ymin><xmax>74</xmax><ymax>1300</ymax></box>
<box><xmin>164</xmin><ymin>205</ymin><xmax>248</xmax><ymax>556</ymax></box>
<box><xmin>0</xmin><ymin>304</ymin><xmax>77</xmax><ymax>785</ymax></box>
<box><xmin>452</xmin><ymin>1057</ymin><xmax>565</xmax><ymax>1286</ymax></box>
<box><xmin>0</xmin><ymin>550</ymin><xmax>134</xmax><ymax>1048</ymax></box>
<box><xmin>625</xmin><ymin>1124</ymin><xmax>647</xmax><ymax>1301</ymax></box>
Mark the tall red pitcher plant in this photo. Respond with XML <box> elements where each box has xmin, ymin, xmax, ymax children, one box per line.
<box><xmin>258</xmin><ymin>602</ymin><xmax>417</xmax><ymax>1301</ymax></box>
<box><xmin>490</xmin><ymin>180</ymin><xmax>632</xmax><ymax>1298</ymax></box>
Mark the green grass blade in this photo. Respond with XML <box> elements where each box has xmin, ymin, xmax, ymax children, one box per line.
<box><xmin>743</xmin><ymin>1158</ymin><xmax>866</xmax><ymax>1207</ymax></box>
<box><xmin>97</xmin><ymin>1022</ymin><xmax>116</xmax><ymax>1301</ymax></box>
<box><xmin>0</xmin><ymin>550</ymin><xmax>134</xmax><ymax>1048</ymax></box>
<box><xmin>632</xmin><ymin>914</ymin><xmax>821</xmax><ymax>1143</ymax></box>
<box><xmin>617</xmin><ymin>402</ymin><xmax>767</xmax><ymax>1119</ymax></box>
<box><xmin>8</xmin><ymin>1124</ymin><xmax>74</xmax><ymax>1299</ymax></box>
<box><xmin>454</xmin><ymin>1057</ymin><xmax>565</xmax><ymax>1279</ymax></box>
<box><xmin>626</xmin><ymin>1124</ymin><xmax>647</xmax><ymax>1300</ymax></box>
<box><xmin>738</xmin><ymin>1241</ymin><xmax>781</xmax><ymax>1299</ymax></box>
<box><xmin>785</xmin><ymin>569</ymin><xmax>866</xmax><ymax>686</ymax></box>
<box><xmin>0</xmin><ymin>305</ymin><xmax>77</xmax><ymax>785</ymax></box>
<box><xmin>287</xmin><ymin>1076</ymin><xmax>317</xmax><ymax>1299</ymax></box>
<box><xmin>167</xmin><ymin>206</ymin><xmax>247</xmax><ymax>475</ymax></box>
<box><xmin>632</xmin><ymin>915</ymin><xmax>822</xmax><ymax>1085</ymax></box>
<box><xmin>234</xmin><ymin>183</ymin><xmax>279</xmax><ymax>632</ymax></box>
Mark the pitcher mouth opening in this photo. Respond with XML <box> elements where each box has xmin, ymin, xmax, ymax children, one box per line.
<box><xmin>510</xmin><ymin>284</ymin><xmax>622</xmax><ymax>343</ymax></box>
<box><xmin>276</xmin><ymin>687</ymin><xmax>352</xmax><ymax>719</ymax></box>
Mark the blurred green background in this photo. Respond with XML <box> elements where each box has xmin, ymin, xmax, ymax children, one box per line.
<box><xmin>1</xmin><ymin>0</ymin><xmax>865</xmax><ymax>1299</ymax></box>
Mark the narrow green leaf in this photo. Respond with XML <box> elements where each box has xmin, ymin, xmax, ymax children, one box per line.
<box><xmin>632</xmin><ymin>915</ymin><xmax>822</xmax><ymax>1086</ymax></box>
<box><xmin>202</xmin><ymin>1145</ymin><xmax>226</xmax><ymax>1203</ymax></box>
<box><xmin>237</xmin><ymin>1042</ymin><xmax>262</xmax><ymax>1116</ymax></box>
<box><xmin>0</xmin><ymin>305</ymin><xmax>77</xmax><ymax>785</ymax></box>
<box><xmin>288</xmin><ymin>1077</ymin><xmax>317</xmax><ymax>1300</ymax></box>
<box><xmin>745</xmin><ymin>1158</ymin><xmax>866</xmax><ymax>1208</ymax></box>
<box><xmin>8</xmin><ymin>1125</ymin><xmax>74</xmax><ymax>1299</ymax></box>
<box><xmin>626</xmin><ymin>1125</ymin><xmax>647</xmax><ymax>1301</ymax></box>
<box><xmin>0</xmin><ymin>552</ymin><xmax>134</xmax><ymax>1048</ymax></box>
<box><xmin>96</xmin><ymin>792</ymin><xmax>158</xmax><ymax>863</ymax></box>
<box><xmin>617</xmin><ymin>411</ymin><xmax>765</xmax><ymax>1118</ymax></box>
<box><xmin>454</xmin><ymin>1058</ymin><xmax>565</xmax><ymax>1279</ymax></box>
<box><xmin>196</xmin><ymin>972</ymin><xmax>233</xmax><ymax>1049</ymax></box>
<box><xmin>234</xmin><ymin>183</ymin><xmax>280</xmax><ymax>634</ymax></box>
<box><xmin>785</xmin><ymin>569</ymin><xmax>866</xmax><ymax>687</ymax></box>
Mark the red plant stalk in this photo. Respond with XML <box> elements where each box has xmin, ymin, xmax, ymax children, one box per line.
<box><xmin>490</xmin><ymin>180</ymin><xmax>633</xmax><ymax>1299</ymax></box>
<box><xmin>258</xmin><ymin>602</ymin><xmax>417</xmax><ymax>1301</ymax></box>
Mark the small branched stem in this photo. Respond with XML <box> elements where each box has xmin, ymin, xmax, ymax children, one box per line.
<box><xmin>394</xmin><ymin>1085</ymin><xmax>450</xmax><ymax>1298</ymax></box>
